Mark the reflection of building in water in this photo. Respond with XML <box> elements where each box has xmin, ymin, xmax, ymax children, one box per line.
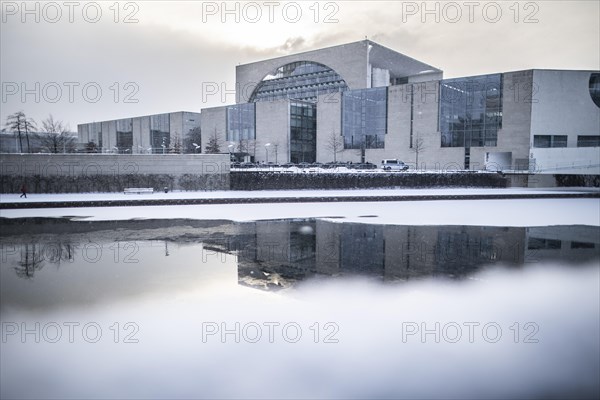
<box><xmin>318</xmin><ymin>223</ymin><xmax>526</xmax><ymax>280</ymax></box>
<box><xmin>3</xmin><ymin>220</ymin><xmax>598</xmax><ymax>290</ymax></box>
<box><xmin>526</xmin><ymin>226</ymin><xmax>599</xmax><ymax>264</ymax></box>
<box><xmin>226</xmin><ymin>220</ymin><xmax>600</xmax><ymax>290</ymax></box>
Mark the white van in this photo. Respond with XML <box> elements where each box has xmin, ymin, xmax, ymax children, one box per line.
<box><xmin>381</xmin><ymin>159</ymin><xmax>409</xmax><ymax>171</ymax></box>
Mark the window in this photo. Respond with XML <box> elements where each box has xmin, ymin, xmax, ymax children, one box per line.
<box><xmin>571</xmin><ymin>241</ymin><xmax>595</xmax><ymax>249</ymax></box>
<box><xmin>150</xmin><ymin>114</ymin><xmax>170</xmax><ymax>154</ymax></box>
<box><xmin>226</xmin><ymin>103</ymin><xmax>255</xmax><ymax>142</ymax></box>
<box><xmin>533</xmin><ymin>135</ymin><xmax>568</xmax><ymax>148</ymax></box>
<box><xmin>528</xmin><ymin>238</ymin><xmax>562</xmax><ymax>250</ymax></box>
<box><xmin>89</xmin><ymin>122</ymin><xmax>102</xmax><ymax>149</ymax></box>
<box><xmin>115</xmin><ymin>119</ymin><xmax>133</xmax><ymax>153</ymax></box>
<box><xmin>342</xmin><ymin>87</ymin><xmax>387</xmax><ymax>150</ymax></box>
<box><xmin>440</xmin><ymin>74</ymin><xmax>503</xmax><ymax>148</ymax></box>
<box><xmin>577</xmin><ymin>135</ymin><xmax>600</xmax><ymax>147</ymax></box>
<box><xmin>290</xmin><ymin>101</ymin><xmax>317</xmax><ymax>163</ymax></box>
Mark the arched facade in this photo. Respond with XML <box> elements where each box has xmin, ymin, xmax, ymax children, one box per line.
<box><xmin>248</xmin><ymin>61</ymin><xmax>348</xmax><ymax>103</ymax></box>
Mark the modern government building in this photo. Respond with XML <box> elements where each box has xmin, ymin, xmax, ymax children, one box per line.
<box><xmin>78</xmin><ymin>40</ymin><xmax>600</xmax><ymax>174</ymax></box>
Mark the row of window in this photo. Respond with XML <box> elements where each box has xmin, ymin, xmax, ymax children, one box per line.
<box><xmin>533</xmin><ymin>135</ymin><xmax>600</xmax><ymax>148</ymax></box>
<box><xmin>528</xmin><ymin>237</ymin><xmax>597</xmax><ymax>250</ymax></box>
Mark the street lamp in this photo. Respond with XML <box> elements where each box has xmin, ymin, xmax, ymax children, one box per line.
<box><xmin>265</xmin><ymin>143</ymin><xmax>271</xmax><ymax>163</ymax></box>
<box><xmin>228</xmin><ymin>144</ymin><xmax>234</xmax><ymax>161</ymax></box>
<box><xmin>113</xmin><ymin>146</ymin><xmax>119</xmax><ymax>154</ymax></box>
<box><xmin>192</xmin><ymin>142</ymin><xmax>201</xmax><ymax>153</ymax></box>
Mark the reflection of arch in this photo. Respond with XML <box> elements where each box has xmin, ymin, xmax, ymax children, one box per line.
<box><xmin>249</xmin><ymin>61</ymin><xmax>348</xmax><ymax>103</ymax></box>
<box><xmin>590</xmin><ymin>73</ymin><xmax>600</xmax><ymax>108</ymax></box>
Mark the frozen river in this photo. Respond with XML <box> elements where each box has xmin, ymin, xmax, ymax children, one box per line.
<box><xmin>1</xmin><ymin>199</ymin><xmax>599</xmax><ymax>399</ymax></box>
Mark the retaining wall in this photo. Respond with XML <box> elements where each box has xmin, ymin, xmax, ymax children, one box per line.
<box><xmin>0</xmin><ymin>154</ymin><xmax>230</xmax><ymax>193</ymax></box>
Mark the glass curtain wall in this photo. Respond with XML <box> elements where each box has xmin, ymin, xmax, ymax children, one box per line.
<box><xmin>89</xmin><ymin>122</ymin><xmax>102</xmax><ymax>151</ymax></box>
<box><xmin>150</xmin><ymin>114</ymin><xmax>170</xmax><ymax>154</ymax></box>
<box><xmin>290</xmin><ymin>101</ymin><xmax>317</xmax><ymax>163</ymax></box>
<box><xmin>342</xmin><ymin>87</ymin><xmax>387</xmax><ymax>149</ymax></box>
<box><xmin>439</xmin><ymin>74</ymin><xmax>503</xmax><ymax>148</ymax></box>
<box><xmin>226</xmin><ymin>103</ymin><xmax>256</xmax><ymax>142</ymax></box>
<box><xmin>115</xmin><ymin>118</ymin><xmax>133</xmax><ymax>154</ymax></box>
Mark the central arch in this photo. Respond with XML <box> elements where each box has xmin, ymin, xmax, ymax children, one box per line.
<box><xmin>248</xmin><ymin>61</ymin><xmax>348</xmax><ymax>103</ymax></box>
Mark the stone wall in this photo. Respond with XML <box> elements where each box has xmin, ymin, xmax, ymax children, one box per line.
<box><xmin>0</xmin><ymin>154</ymin><xmax>229</xmax><ymax>193</ymax></box>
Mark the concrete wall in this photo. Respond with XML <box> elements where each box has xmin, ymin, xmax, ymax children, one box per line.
<box><xmin>474</xmin><ymin>70</ymin><xmax>534</xmax><ymax>171</ymax></box>
<box><xmin>255</xmin><ymin>100</ymin><xmax>290</xmax><ymax>163</ymax></box>
<box><xmin>319</xmin><ymin>81</ymin><xmax>463</xmax><ymax>169</ymax></box>
<box><xmin>0</xmin><ymin>153</ymin><xmax>230</xmax><ymax>192</ymax></box>
<box><xmin>236</xmin><ymin>41</ymin><xmax>370</xmax><ymax>103</ymax></box>
<box><xmin>199</xmin><ymin>106</ymin><xmax>227</xmax><ymax>152</ymax></box>
<box><xmin>236</xmin><ymin>40</ymin><xmax>443</xmax><ymax>103</ymax></box>
<box><xmin>385</xmin><ymin>81</ymin><xmax>463</xmax><ymax>170</ymax></box>
<box><xmin>530</xmin><ymin>70</ymin><xmax>600</xmax><ymax>145</ymax></box>
<box><xmin>316</xmin><ymin>92</ymin><xmax>342</xmax><ymax>162</ymax></box>
<box><xmin>531</xmin><ymin>147</ymin><xmax>600</xmax><ymax>174</ymax></box>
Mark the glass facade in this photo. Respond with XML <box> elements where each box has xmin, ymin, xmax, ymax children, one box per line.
<box><xmin>290</xmin><ymin>101</ymin><xmax>317</xmax><ymax>163</ymax></box>
<box><xmin>226</xmin><ymin>103</ymin><xmax>255</xmax><ymax>142</ymax></box>
<box><xmin>440</xmin><ymin>74</ymin><xmax>503</xmax><ymax>148</ymax></box>
<box><xmin>342</xmin><ymin>87</ymin><xmax>387</xmax><ymax>149</ymax></box>
<box><xmin>150</xmin><ymin>114</ymin><xmax>170</xmax><ymax>154</ymax></box>
<box><xmin>533</xmin><ymin>135</ymin><xmax>568</xmax><ymax>148</ymax></box>
<box><xmin>89</xmin><ymin>122</ymin><xmax>102</xmax><ymax>149</ymax></box>
<box><xmin>115</xmin><ymin>118</ymin><xmax>133</xmax><ymax>153</ymax></box>
<box><xmin>250</xmin><ymin>61</ymin><xmax>348</xmax><ymax>103</ymax></box>
<box><xmin>182</xmin><ymin>112</ymin><xmax>200</xmax><ymax>135</ymax></box>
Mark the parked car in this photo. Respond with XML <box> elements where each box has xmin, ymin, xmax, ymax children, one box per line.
<box><xmin>381</xmin><ymin>159</ymin><xmax>409</xmax><ymax>171</ymax></box>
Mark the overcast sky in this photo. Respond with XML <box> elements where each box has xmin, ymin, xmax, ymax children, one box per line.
<box><xmin>1</xmin><ymin>0</ymin><xmax>599</xmax><ymax>130</ymax></box>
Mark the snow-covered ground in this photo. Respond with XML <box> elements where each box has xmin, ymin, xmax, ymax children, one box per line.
<box><xmin>1</xmin><ymin>198</ymin><xmax>598</xmax><ymax>227</ymax></box>
<box><xmin>0</xmin><ymin>187</ymin><xmax>596</xmax><ymax>203</ymax></box>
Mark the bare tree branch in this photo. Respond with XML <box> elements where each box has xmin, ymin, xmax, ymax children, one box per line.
<box><xmin>38</xmin><ymin>114</ymin><xmax>76</xmax><ymax>153</ymax></box>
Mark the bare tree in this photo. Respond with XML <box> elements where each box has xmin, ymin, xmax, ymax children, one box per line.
<box><xmin>15</xmin><ymin>244</ymin><xmax>45</xmax><ymax>279</ymax></box>
<box><xmin>39</xmin><ymin>114</ymin><xmax>75</xmax><ymax>153</ymax></box>
<box><xmin>325</xmin><ymin>131</ymin><xmax>344</xmax><ymax>162</ymax></box>
<box><xmin>411</xmin><ymin>135</ymin><xmax>427</xmax><ymax>169</ymax></box>
<box><xmin>5</xmin><ymin>111</ymin><xmax>36</xmax><ymax>153</ymax></box>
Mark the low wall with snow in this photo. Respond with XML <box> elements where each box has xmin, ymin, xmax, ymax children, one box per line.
<box><xmin>531</xmin><ymin>148</ymin><xmax>600</xmax><ymax>175</ymax></box>
<box><xmin>230</xmin><ymin>172</ymin><xmax>508</xmax><ymax>190</ymax></box>
<box><xmin>0</xmin><ymin>154</ymin><xmax>230</xmax><ymax>193</ymax></box>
